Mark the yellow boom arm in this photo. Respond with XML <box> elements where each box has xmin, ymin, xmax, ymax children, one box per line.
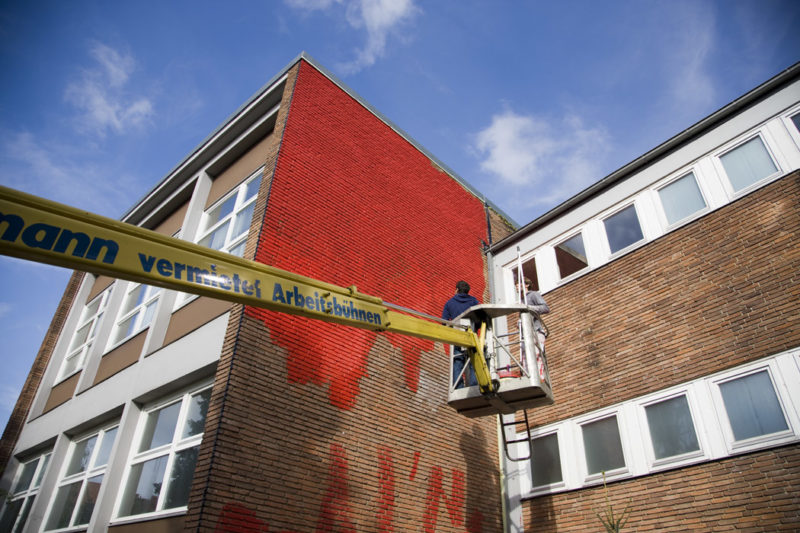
<box><xmin>0</xmin><ymin>185</ymin><xmax>478</xmax><ymax>349</ymax></box>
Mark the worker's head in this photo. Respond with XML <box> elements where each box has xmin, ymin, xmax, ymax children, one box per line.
<box><xmin>515</xmin><ymin>278</ymin><xmax>533</xmax><ymax>291</ymax></box>
<box><xmin>456</xmin><ymin>280</ymin><xmax>471</xmax><ymax>294</ymax></box>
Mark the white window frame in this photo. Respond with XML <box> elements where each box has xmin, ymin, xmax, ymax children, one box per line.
<box><xmin>636</xmin><ymin>388</ymin><xmax>706</xmax><ymax>470</ymax></box>
<box><xmin>599</xmin><ymin>201</ymin><xmax>646</xmax><ymax>259</ymax></box>
<box><xmin>57</xmin><ymin>287</ymin><xmax>111</xmax><ymax>383</ymax></box>
<box><xmin>779</xmin><ymin>103</ymin><xmax>800</xmax><ymax>151</ymax></box>
<box><xmin>528</xmin><ymin>427</ymin><xmax>567</xmax><ymax>494</ymax></box>
<box><xmin>0</xmin><ymin>450</ymin><xmax>52</xmax><ymax>532</ymax></box>
<box><xmin>108</xmin><ymin>283</ymin><xmax>162</xmax><ymax>349</ymax></box>
<box><xmin>43</xmin><ymin>423</ymin><xmax>118</xmax><ymax>531</ymax></box>
<box><xmin>574</xmin><ymin>408</ymin><xmax>630</xmax><ymax>484</ymax></box>
<box><xmin>652</xmin><ymin>168</ymin><xmax>710</xmax><ymax>231</ymax></box>
<box><xmin>708</xmin><ymin>361</ymin><xmax>796</xmax><ymax>455</ymax></box>
<box><xmin>712</xmin><ymin>131</ymin><xmax>783</xmax><ymax>199</ymax></box>
<box><xmin>552</xmin><ymin>229</ymin><xmax>590</xmax><ymax>284</ymax></box>
<box><xmin>113</xmin><ymin>381</ymin><xmax>212</xmax><ymax>523</ymax></box>
<box><xmin>175</xmin><ymin>169</ymin><xmax>262</xmax><ymax>310</ymax></box>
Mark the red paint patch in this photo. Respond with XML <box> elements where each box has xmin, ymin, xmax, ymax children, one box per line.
<box><xmin>215</xmin><ymin>503</ymin><xmax>270</xmax><ymax>532</ymax></box>
<box><xmin>316</xmin><ymin>443</ymin><xmax>356</xmax><ymax>532</ymax></box>
<box><xmin>246</xmin><ymin>61</ymin><xmax>488</xmax><ymax>410</ymax></box>
<box><xmin>422</xmin><ymin>466</ymin><xmax>466</xmax><ymax>532</ymax></box>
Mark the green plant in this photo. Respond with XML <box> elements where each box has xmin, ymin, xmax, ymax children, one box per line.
<box><xmin>595</xmin><ymin>473</ymin><xmax>631</xmax><ymax>532</ymax></box>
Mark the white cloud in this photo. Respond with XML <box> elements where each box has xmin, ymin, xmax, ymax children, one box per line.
<box><xmin>65</xmin><ymin>43</ymin><xmax>154</xmax><ymax>137</ymax></box>
<box><xmin>1</xmin><ymin>130</ymin><xmax>141</xmax><ymax>216</ymax></box>
<box><xmin>286</xmin><ymin>0</ymin><xmax>419</xmax><ymax>74</ymax></box>
<box><xmin>474</xmin><ymin>109</ymin><xmax>612</xmax><ymax>209</ymax></box>
<box><xmin>663</xmin><ymin>2</ymin><xmax>716</xmax><ymax>114</ymax></box>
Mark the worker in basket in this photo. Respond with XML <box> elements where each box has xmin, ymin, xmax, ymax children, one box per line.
<box><xmin>514</xmin><ymin>277</ymin><xmax>550</xmax><ymax>378</ymax></box>
<box><xmin>441</xmin><ymin>280</ymin><xmax>479</xmax><ymax>388</ymax></box>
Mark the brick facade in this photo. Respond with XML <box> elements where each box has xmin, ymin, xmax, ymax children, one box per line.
<box><xmin>520</xmin><ymin>172</ymin><xmax>800</xmax><ymax>530</ymax></box>
<box><xmin>185</xmin><ymin>60</ymin><xmax>513</xmax><ymax>531</ymax></box>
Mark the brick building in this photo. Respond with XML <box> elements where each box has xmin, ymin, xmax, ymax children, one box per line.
<box><xmin>1</xmin><ymin>53</ymin><xmax>799</xmax><ymax>533</ymax></box>
<box><xmin>0</xmin><ymin>54</ymin><xmax>514</xmax><ymax>532</ymax></box>
<box><xmin>492</xmin><ymin>63</ymin><xmax>800</xmax><ymax>531</ymax></box>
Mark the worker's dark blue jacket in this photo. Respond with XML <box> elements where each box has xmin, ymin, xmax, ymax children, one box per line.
<box><xmin>441</xmin><ymin>293</ymin><xmax>479</xmax><ymax>321</ymax></box>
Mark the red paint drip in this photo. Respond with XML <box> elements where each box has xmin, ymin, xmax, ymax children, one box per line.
<box><xmin>315</xmin><ymin>443</ymin><xmax>356</xmax><ymax>533</ymax></box>
<box><xmin>409</xmin><ymin>450</ymin><xmax>420</xmax><ymax>481</ymax></box>
<box><xmin>215</xmin><ymin>503</ymin><xmax>270</xmax><ymax>533</ymax></box>
<box><xmin>246</xmin><ymin>61</ymin><xmax>488</xmax><ymax>410</ymax></box>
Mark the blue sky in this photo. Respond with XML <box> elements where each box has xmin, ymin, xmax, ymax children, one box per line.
<box><xmin>0</xmin><ymin>0</ymin><xmax>798</xmax><ymax>429</ymax></box>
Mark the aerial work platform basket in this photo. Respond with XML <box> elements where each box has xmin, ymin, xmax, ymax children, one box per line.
<box><xmin>447</xmin><ymin>304</ymin><xmax>554</xmax><ymax>418</ymax></box>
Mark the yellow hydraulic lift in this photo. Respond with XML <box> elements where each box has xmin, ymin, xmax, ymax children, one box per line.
<box><xmin>0</xmin><ymin>185</ymin><xmax>551</xmax><ymax>421</ymax></box>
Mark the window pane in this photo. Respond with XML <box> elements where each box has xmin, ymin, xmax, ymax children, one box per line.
<box><xmin>720</xmin><ymin>137</ymin><xmax>778</xmax><ymax>192</ymax></box>
<box><xmin>604</xmin><ymin>205</ymin><xmax>643</xmax><ymax>254</ymax></box>
<box><xmin>658</xmin><ymin>172</ymin><xmax>706</xmax><ymax>226</ymax></box>
<box><xmin>205</xmin><ymin>196</ymin><xmax>237</xmax><ymax>228</ymax></box>
<box><xmin>45</xmin><ymin>481</ymin><xmax>82</xmax><ymax>530</ymax></box>
<box><xmin>582</xmin><ymin>416</ymin><xmax>625</xmax><ymax>475</ymax></box>
<box><xmin>139</xmin><ymin>402</ymin><xmax>181</xmax><ymax>452</ymax></box>
<box><xmin>199</xmin><ymin>220</ymin><xmax>230</xmax><ymax>251</ymax></box>
<box><xmin>792</xmin><ymin>113</ymin><xmax>800</xmax><ymax>133</ymax></box>
<box><xmin>62</xmin><ymin>351</ymin><xmax>84</xmax><ymax>377</ymax></box>
<box><xmin>164</xmin><ymin>446</ymin><xmax>199</xmax><ymax>509</ymax></box>
<box><xmin>232</xmin><ymin>202</ymin><xmax>255</xmax><ymax>240</ymax></box>
<box><xmin>34</xmin><ymin>454</ymin><xmax>50</xmax><ymax>488</ymax></box>
<box><xmin>512</xmin><ymin>257</ymin><xmax>539</xmax><ymax>299</ymax></box>
<box><xmin>121</xmin><ymin>285</ymin><xmax>145</xmax><ymax>315</ymax></box>
<box><xmin>66</xmin><ymin>436</ymin><xmax>97</xmax><ymax>476</ymax></box>
<box><xmin>531</xmin><ymin>434</ymin><xmax>562</xmax><ymax>486</ymax></box>
<box><xmin>0</xmin><ymin>499</ymin><xmax>23</xmax><ymax>532</ymax></box>
<box><xmin>228</xmin><ymin>239</ymin><xmax>246</xmax><ymax>258</ymax></box>
<box><xmin>555</xmin><ymin>233</ymin><xmax>588</xmax><ymax>279</ymax></box>
<box><xmin>645</xmin><ymin>395</ymin><xmax>700</xmax><ymax>460</ymax></box>
<box><xmin>69</xmin><ymin>322</ymin><xmax>93</xmax><ymax>351</ymax></box>
<box><xmin>141</xmin><ymin>300</ymin><xmax>159</xmax><ymax>330</ymax></box>
<box><xmin>720</xmin><ymin>370</ymin><xmax>788</xmax><ymax>441</ymax></box>
<box><xmin>14</xmin><ymin>459</ymin><xmax>39</xmax><ymax>493</ymax></box>
<box><xmin>75</xmin><ymin>474</ymin><xmax>103</xmax><ymax>525</ymax></box>
<box><xmin>119</xmin><ymin>456</ymin><xmax>168</xmax><ymax>516</ymax></box>
<box><xmin>182</xmin><ymin>389</ymin><xmax>211</xmax><ymax>439</ymax></box>
<box><xmin>113</xmin><ymin>315</ymin><xmax>136</xmax><ymax>344</ymax></box>
<box><xmin>244</xmin><ymin>176</ymin><xmax>261</xmax><ymax>200</ymax></box>
<box><xmin>94</xmin><ymin>427</ymin><xmax>117</xmax><ymax>468</ymax></box>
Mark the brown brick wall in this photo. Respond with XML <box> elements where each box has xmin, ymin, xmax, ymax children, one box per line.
<box><xmin>536</xmin><ymin>171</ymin><xmax>800</xmax><ymax>425</ymax></box>
<box><xmin>523</xmin><ymin>443</ymin><xmax>800</xmax><ymax>532</ymax></box>
<box><xmin>518</xmin><ymin>172</ymin><xmax>800</xmax><ymax>531</ymax></box>
<box><xmin>184</xmin><ymin>60</ymin><xmax>514</xmax><ymax>532</ymax></box>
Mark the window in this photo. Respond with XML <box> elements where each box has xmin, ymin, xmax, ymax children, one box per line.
<box><xmin>197</xmin><ymin>171</ymin><xmax>261</xmax><ymax>257</ymax></box>
<box><xmin>657</xmin><ymin>172</ymin><xmax>707</xmax><ymax>226</ymax></box>
<box><xmin>44</xmin><ymin>425</ymin><xmax>118</xmax><ymax>530</ymax></box>
<box><xmin>643</xmin><ymin>394</ymin><xmax>700</xmax><ymax>462</ymax></box>
<box><xmin>110</xmin><ymin>283</ymin><xmax>162</xmax><ymax>346</ymax></box>
<box><xmin>116</xmin><ymin>385</ymin><xmax>211</xmax><ymax>519</ymax></box>
<box><xmin>718</xmin><ymin>369</ymin><xmax>789</xmax><ymax>444</ymax></box>
<box><xmin>58</xmin><ymin>287</ymin><xmax>111</xmax><ymax>381</ymax></box>
<box><xmin>530</xmin><ymin>433</ymin><xmax>562</xmax><ymax>488</ymax></box>
<box><xmin>555</xmin><ymin>232</ymin><xmax>588</xmax><ymax>280</ymax></box>
<box><xmin>603</xmin><ymin>204</ymin><xmax>643</xmax><ymax>254</ymax></box>
<box><xmin>0</xmin><ymin>451</ymin><xmax>51</xmax><ymax>532</ymax></box>
<box><xmin>581</xmin><ymin>415</ymin><xmax>625</xmax><ymax>476</ymax></box>
<box><xmin>511</xmin><ymin>256</ymin><xmax>539</xmax><ymax>302</ymax></box>
<box><xmin>719</xmin><ymin>136</ymin><xmax>778</xmax><ymax>192</ymax></box>
<box><xmin>791</xmin><ymin>112</ymin><xmax>800</xmax><ymax>133</ymax></box>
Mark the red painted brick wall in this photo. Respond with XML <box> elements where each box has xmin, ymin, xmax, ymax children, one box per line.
<box><xmin>187</xmin><ymin>60</ymin><xmax>511</xmax><ymax>532</ymax></box>
<box><xmin>520</xmin><ymin>172</ymin><xmax>800</xmax><ymax>531</ymax></box>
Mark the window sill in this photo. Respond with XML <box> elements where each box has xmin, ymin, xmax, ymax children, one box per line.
<box><xmin>110</xmin><ymin>508</ymin><xmax>187</xmax><ymax>527</ymax></box>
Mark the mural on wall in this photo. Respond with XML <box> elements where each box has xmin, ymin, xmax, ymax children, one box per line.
<box><xmin>214</xmin><ymin>443</ymin><xmax>485</xmax><ymax>532</ymax></box>
<box><xmin>247</xmin><ymin>61</ymin><xmax>489</xmax><ymax>410</ymax></box>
